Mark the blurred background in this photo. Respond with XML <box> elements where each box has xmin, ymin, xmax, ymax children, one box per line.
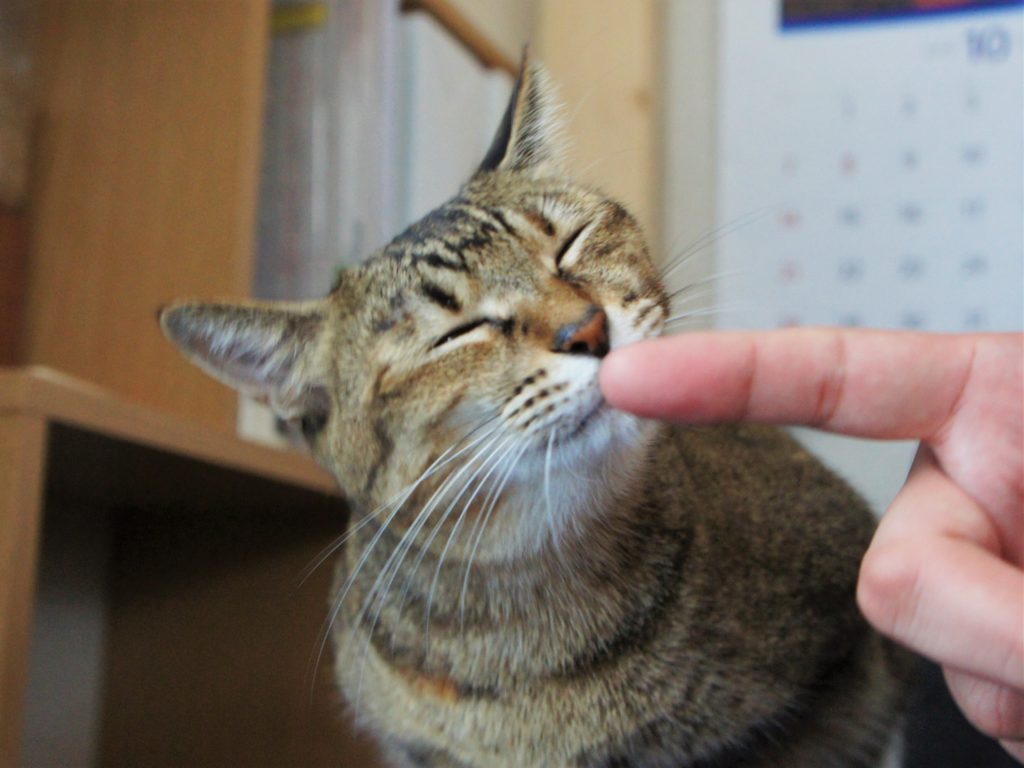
<box><xmin>0</xmin><ymin>1</ymin><xmax>1020</xmax><ymax>766</ymax></box>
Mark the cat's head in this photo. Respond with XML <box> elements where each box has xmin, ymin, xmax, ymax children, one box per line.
<box><xmin>161</xmin><ymin>59</ymin><xmax>668</xmax><ymax>557</ymax></box>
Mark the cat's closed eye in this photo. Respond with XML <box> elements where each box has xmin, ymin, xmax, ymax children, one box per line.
<box><xmin>555</xmin><ymin>223</ymin><xmax>590</xmax><ymax>273</ymax></box>
<box><xmin>431</xmin><ymin>318</ymin><xmax>494</xmax><ymax>350</ymax></box>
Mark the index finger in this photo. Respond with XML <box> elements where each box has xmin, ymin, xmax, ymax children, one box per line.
<box><xmin>599</xmin><ymin>328</ymin><xmax>978</xmax><ymax>440</ymax></box>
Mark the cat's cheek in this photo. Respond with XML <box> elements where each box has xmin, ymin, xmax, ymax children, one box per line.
<box><xmin>605</xmin><ymin>301</ymin><xmax>665</xmax><ymax>350</ymax></box>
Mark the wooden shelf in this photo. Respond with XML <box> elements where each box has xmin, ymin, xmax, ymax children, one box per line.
<box><xmin>0</xmin><ymin>366</ymin><xmax>383</xmax><ymax>768</ymax></box>
<box><xmin>0</xmin><ymin>366</ymin><xmax>337</xmax><ymax>496</ymax></box>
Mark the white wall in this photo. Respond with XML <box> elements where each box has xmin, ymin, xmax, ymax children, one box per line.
<box><xmin>399</xmin><ymin>13</ymin><xmax>512</xmax><ymax>227</ymax></box>
<box><xmin>662</xmin><ymin>0</ymin><xmax>719</xmax><ymax>323</ymax></box>
<box><xmin>662</xmin><ymin>2</ymin><xmax>918</xmax><ymax>514</ymax></box>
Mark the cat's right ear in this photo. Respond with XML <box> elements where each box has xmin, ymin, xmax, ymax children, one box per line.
<box><xmin>159</xmin><ymin>300</ymin><xmax>328</xmax><ymax>422</ymax></box>
<box><xmin>477</xmin><ymin>51</ymin><xmax>566</xmax><ymax>176</ymax></box>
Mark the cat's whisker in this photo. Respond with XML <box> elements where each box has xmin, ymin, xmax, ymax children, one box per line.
<box><xmin>358</xmin><ymin>429</ymin><xmax>508</xmax><ymax>635</ymax></box>
<box><xmin>574</xmin><ymin>146</ymin><xmax>637</xmax><ymax>181</ymax></box>
<box><xmin>348</xmin><ymin>428</ymin><xmax>509</xmax><ymax>711</ymax></box>
<box><xmin>416</xmin><ymin>413</ymin><xmax>503</xmax><ymax>476</ymax></box>
<box><xmin>667</xmin><ymin>208</ymin><xmax>771</xmax><ymax>266</ymax></box>
<box><xmin>660</xmin><ymin>208</ymin><xmax>771</xmax><ymax>281</ymax></box>
<box><xmin>422</xmin><ymin>434</ymin><xmax>522</xmax><ymax>650</ymax></box>
<box><xmin>412</xmin><ymin>432</ymin><xmax>518</xmax><ymax>617</ymax></box>
<box><xmin>457</xmin><ymin>437</ymin><xmax>530</xmax><ymax>634</ymax></box>
<box><xmin>352</xmin><ymin>436</ymin><xmax>520</xmax><ymax>720</ymax></box>
<box><xmin>394</xmin><ymin>431</ymin><xmax>517</xmax><ymax>626</ymax></box>
<box><xmin>543</xmin><ymin>428</ymin><xmax>556</xmax><ymax>537</ymax></box>
<box><xmin>564</xmin><ymin>79</ymin><xmax>597</xmax><ymax>129</ymax></box>
<box><xmin>659</xmin><ymin>243</ymin><xmax>704</xmax><ymax>280</ymax></box>
<box><xmin>317</xmin><ymin>427</ymin><xmax>493</xmax><ymax>616</ymax></box>
<box><xmin>350</xmin><ymin>473</ymin><xmax>468</xmax><ymax>712</ymax></box>
<box><xmin>453</xmin><ymin>436</ymin><xmax>521</xmax><ymax>609</ymax></box>
<box><xmin>451</xmin><ymin>438</ymin><xmax>520</xmax><ymax>636</ymax></box>
<box><xmin>352</xmin><ymin>513</ymin><xmax>438</xmax><ymax>711</ymax></box>
<box><xmin>665</xmin><ymin>269</ymin><xmax>741</xmax><ymax>304</ymax></box>
<box><xmin>295</xmin><ymin>504</ymin><xmax>390</xmax><ymax>591</ymax></box>
<box><xmin>663</xmin><ymin>303</ymin><xmax>749</xmax><ymax>326</ymax></box>
<box><xmin>667</xmin><ymin>288</ymin><xmax>717</xmax><ymax>311</ymax></box>
<box><xmin>307</xmin><ymin>493</ymin><xmax>408</xmax><ymax>706</ymax></box>
<box><xmin>295</xmin><ymin>415</ymin><xmax>500</xmax><ymax>589</ymax></box>
<box><xmin>306</xmin><ymin>420</ymin><xmax>502</xmax><ymax>703</ymax></box>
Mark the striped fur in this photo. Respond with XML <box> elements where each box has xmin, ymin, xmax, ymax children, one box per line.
<box><xmin>160</xmin><ymin>59</ymin><xmax>912</xmax><ymax>767</ymax></box>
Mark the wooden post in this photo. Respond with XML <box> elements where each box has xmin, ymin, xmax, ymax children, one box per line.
<box><xmin>0</xmin><ymin>412</ymin><xmax>47</xmax><ymax>768</ymax></box>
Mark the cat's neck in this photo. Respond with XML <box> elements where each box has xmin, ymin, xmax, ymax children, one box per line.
<box><xmin>340</xmin><ymin>422</ymin><xmax>688</xmax><ymax>684</ymax></box>
<box><xmin>414</xmin><ymin>416</ymin><xmax>662</xmax><ymax>563</ymax></box>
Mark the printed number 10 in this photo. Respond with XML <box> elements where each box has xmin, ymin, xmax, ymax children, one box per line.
<box><xmin>967</xmin><ymin>25</ymin><xmax>1012</xmax><ymax>61</ymax></box>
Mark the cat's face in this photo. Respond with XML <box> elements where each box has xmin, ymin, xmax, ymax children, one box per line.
<box><xmin>161</xmin><ymin>61</ymin><xmax>667</xmax><ymax>556</ymax></box>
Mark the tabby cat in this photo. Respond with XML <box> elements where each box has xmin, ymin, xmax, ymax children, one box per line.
<box><xmin>160</xmin><ymin>59</ymin><xmax>910</xmax><ymax>767</ymax></box>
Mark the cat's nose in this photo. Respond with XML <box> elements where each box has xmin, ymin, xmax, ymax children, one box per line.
<box><xmin>553</xmin><ymin>306</ymin><xmax>610</xmax><ymax>358</ymax></box>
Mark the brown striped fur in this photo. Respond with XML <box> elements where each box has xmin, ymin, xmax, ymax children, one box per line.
<box><xmin>160</xmin><ymin>58</ymin><xmax>911</xmax><ymax>767</ymax></box>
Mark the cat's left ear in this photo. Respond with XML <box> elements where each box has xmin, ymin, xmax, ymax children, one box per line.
<box><xmin>159</xmin><ymin>300</ymin><xmax>329</xmax><ymax>422</ymax></box>
<box><xmin>477</xmin><ymin>51</ymin><xmax>566</xmax><ymax>177</ymax></box>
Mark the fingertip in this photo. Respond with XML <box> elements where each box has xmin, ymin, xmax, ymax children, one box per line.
<box><xmin>598</xmin><ymin>346</ymin><xmax>635</xmax><ymax>408</ymax></box>
<box><xmin>600</xmin><ymin>334</ymin><xmax>743</xmax><ymax>422</ymax></box>
<box><xmin>601</xmin><ymin>337</ymin><xmax>704</xmax><ymax>419</ymax></box>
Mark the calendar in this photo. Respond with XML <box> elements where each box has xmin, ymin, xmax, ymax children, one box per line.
<box><xmin>717</xmin><ymin>0</ymin><xmax>1024</xmax><ymax>332</ymax></box>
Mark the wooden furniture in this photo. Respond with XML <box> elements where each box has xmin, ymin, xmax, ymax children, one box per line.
<box><xmin>0</xmin><ymin>208</ymin><xmax>29</xmax><ymax>365</ymax></box>
<box><xmin>0</xmin><ymin>367</ymin><xmax>382</xmax><ymax>767</ymax></box>
<box><xmin>14</xmin><ymin>1</ymin><xmax>269</xmax><ymax>433</ymax></box>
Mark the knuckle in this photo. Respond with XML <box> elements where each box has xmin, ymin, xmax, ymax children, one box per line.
<box><xmin>947</xmin><ymin>667</ymin><xmax>1024</xmax><ymax>740</ymax></box>
<box><xmin>812</xmin><ymin>332</ymin><xmax>847</xmax><ymax>427</ymax></box>
<box><xmin>996</xmin><ymin>635</ymin><xmax>1024</xmax><ymax>692</ymax></box>
<box><xmin>967</xmin><ymin>683</ymin><xmax>1024</xmax><ymax>740</ymax></box>
<box><xmin>856</xmin><ymin>541</ymin><xmax>924</xmax><ymax>640</ymax></box>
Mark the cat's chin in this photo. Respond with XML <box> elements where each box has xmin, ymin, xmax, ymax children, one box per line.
<box><xmin>531</xmin><ymin>397</ymin><xmax>606</xmax><ymax>456</ymax></box>
<box><xmin>513</xmin><ymin>399</ymin><xmax>651</xmax><ymax>487</ymax></box>
<box><xmin>484</xmin><ymin>408</ymin><xmax>655</xmax><ymax>560</ymax></box>
<box><xmin>556</xmin><ymin>397</ymin><xmax>606</xmax><ymax>442</ymax></box>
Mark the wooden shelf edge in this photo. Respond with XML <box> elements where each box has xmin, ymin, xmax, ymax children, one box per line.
<box><xmin>401</xmin><ymin>0</ymin><xmax>519</xmax><ymax>75</ymax></box>
<box><xmin>0</xmin><ymin>366</ymin><xmax>339</xmax><ymax>496</ymax></box>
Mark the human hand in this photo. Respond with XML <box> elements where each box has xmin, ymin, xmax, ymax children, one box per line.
<box><xmin>599</xmin><ymin>328</ymin><xmax>1024</xmax><ymax>760</ymax></box>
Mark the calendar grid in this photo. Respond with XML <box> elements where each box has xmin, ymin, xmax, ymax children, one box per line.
<box><xmin>718</xmin><ymin>1</ymin><xmax>1023</xmax><ymax>333</ymax></box>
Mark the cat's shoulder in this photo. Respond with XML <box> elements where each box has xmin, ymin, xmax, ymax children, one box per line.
<box><xmin>648</xmin><ymin>421</ymin><xmax>877</xmax><ymax>551</ymax></box>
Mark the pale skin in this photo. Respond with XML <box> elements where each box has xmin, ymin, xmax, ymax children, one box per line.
<box><xmin>598</xmin><ymin>329</ymin><xmax>1024</xmax><ymax>761</ymax></box>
